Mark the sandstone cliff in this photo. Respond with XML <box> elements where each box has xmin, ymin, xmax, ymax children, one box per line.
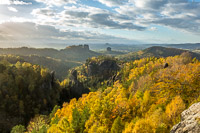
<box><xmin>171</xmin><ymin>102</ymin><xmax>200</xmax><ymax>133</ymax></box>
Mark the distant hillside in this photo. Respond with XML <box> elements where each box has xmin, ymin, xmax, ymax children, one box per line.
<box><xmin>0</xmin><ymin>45</ymin><xmax>102</xmax><ymax>80</ymax></box>
<box><xmin>165</xmin><ymin>43</ymin><xmax>200</xmax><ymax>50</ymax></box>
<box><xmin>119</xmin><ymin>46</ymin><xmax>200</xmax><ymax>61</ymax></box>
<box><xmin>99</xmin><ymin>50</ymin><xmax>126</xmax><ymax>56</ymax></box>
<box><xmin>89</xmin><ymin>44</ymin><xmax>144</xmax><ymax>52</ymax></box>
<box><xmin>22</xmin><ymin>55</ymin><xmax>81</xmax><ymax>80</ymax></box>
<box><xmin>0</xmin><ymin>55</ymin><xmax>81</xmax><ymax>80</ymax></box>
<box><xmin>0</xmin><ymin>45</ymin><xmax>101</xmax><ymax>62</ymax></box>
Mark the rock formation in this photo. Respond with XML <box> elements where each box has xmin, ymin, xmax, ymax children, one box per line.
<box><xmin>70</xmin><ymin>69</ymin><xmax>78</xmax><ymax>82</ymax></box>
<box><xmin>164</xmin><ymin>63</ymin><xmax>169</xmax><ymax>68</ymax></box>
<box><xmin>65</xmin><ymin>44</ymin><xmax>90</xmax><ymax>51</ymax></box>
<box><xmin>170</xmin><ymin>102</ymin><xmax>200</xmax><ymax>133</ymax></box>
<box><xmin>87</xmin><ymin>59</ymin><xmax>119</xmax><ymax>79</ymax></box>
<box><xmin>69</xmin><ymin>69</ymin><xmax>90</xmax><ymax>98</ymax></box>
<box><xmin>107</xmin><ymin>47</ymin><xmax>112</xmax><ymax>52</ymax></box>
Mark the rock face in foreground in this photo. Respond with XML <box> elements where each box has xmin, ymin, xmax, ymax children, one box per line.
<box><xmin>171</xmin><ymin>102</ymin><xmax>200</xmax><ymax>133</ymax></box>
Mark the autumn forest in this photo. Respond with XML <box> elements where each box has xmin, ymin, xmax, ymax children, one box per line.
<box><xmin>0</xmin><ymin>46</ymin><xmax>199</xmax><ymax>133</ymax></box>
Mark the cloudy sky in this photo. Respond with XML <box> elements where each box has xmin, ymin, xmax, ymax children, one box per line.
<box><xmin>0</xmin><ymin>0</ymin><xmax>200</xmax><ymax>48</ymax></box>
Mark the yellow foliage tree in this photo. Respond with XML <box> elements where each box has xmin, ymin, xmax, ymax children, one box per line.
<box><xmin>133</xmin><ymin>119</ymin><xmax>154</xmax><ymax>133</ymax></box>
<box><xmin>165</xmin><ymin>96</ymin><xmax>185</xmax><ymax>125</ymax></box>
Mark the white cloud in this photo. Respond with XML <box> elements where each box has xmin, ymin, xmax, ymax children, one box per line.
<box><xmin>132</xmin><ymin>0</ymin><xmax>168</xmax><ymax>9</ymax></box>
<box><xmin>3</xmin><ymin>0</ymin><xmax>200</xmax><ymax>34</ymax></box>
<box><xmin>1</xmin><ymin>0</ymin><xmax>200</xmax><ymax>45</ymax></box>
<box><xmin>31</xmin><ymin>7</ymin><xmax>57</xmax><ymax>20</ymax></box>
<box><xmin>97</xmin><ymin>0</ymin><xmax>127</xmax><ymax>7</ymax></box>
<box><xmin>149</xmin><ymin>27</ymin><xmax>157</xmax><ymax>31</ymax></box>
<box><xmin>0</xmin><ymin>22</ymin><xmax>133</xmax><ymax>43</ymax></box>
<box><xmin>8</xmin><ymin>6</ymin><xmax>18</xmax><ymax>12</ymax></box>
<box><xmin>32</xmin><ymin>4</ymin><xmax>145</xmax><ymax>30</ymax></box>
<box><xmin>115</xmin><ymin>0</ymin><xmax>200</xmax><ymax>33</ymax></box>
<box><xmin>35</xmin><ymin>0</ymin><xmax>77</xmax><ymax>6</ymax></box>
<box><xmin>9</xmin><ymin>17</ymin><xmax>32</xmax><ymax>22</ymax></box>
<box><xmin>0</xmin><ymin>0</ymin><xmax>32</xmax><ymax>5</ymax></box>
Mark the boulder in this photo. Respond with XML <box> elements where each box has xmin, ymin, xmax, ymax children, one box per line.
<box><xmin>170</xmin><ymin>102</ymin><xmax>200</xmax><ymax>133</ymax></box>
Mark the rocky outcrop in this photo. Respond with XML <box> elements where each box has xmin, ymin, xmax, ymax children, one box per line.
<box><xmin>170</xmin><ymin>102</ymin><xmax>200</xmax><ymax>133</ymax></box>
<box><xmin>69</xmin><ymin>69</ymin><xmax>90</xmax><ymax>98</ymax></box>
<box><xmin>59</xmin><ymin>69</ymin><xmax>90</xmax><ymax>104</ymax></box>
<box><xmin>87</xmin><ymin>59</ymin><xmax>119</xmax><ymax>79</ymax></box>
<box><xmin>64</xmin><ymin>44</ymin><xmax>90</xmax><ymax>51</ymax></box>
<box><xmin>107</xmin><ymin>47</ymin><xmax>111</xmax><ymax>52</ymax></box>
<box><xmin>70</xmin><ymin>69</ymin><xmax>78</xmax><ymax>82</ymax></box>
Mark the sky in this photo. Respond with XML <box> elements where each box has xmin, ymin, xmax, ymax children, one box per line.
<box><xmin>0</xmin><ymin>0</ymin><xmax>200</xmax><ymax>48</ymax></box>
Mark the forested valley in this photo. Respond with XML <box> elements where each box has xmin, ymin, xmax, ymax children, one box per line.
<box><xmin>1</xmin><ymin>0</ymin><xmax>200</xmax><ymax>132</ymax></box>
<box><xmin>0</xmin><ymin>46</ymin><xmax>199</xmax><ymax>133</ymax></box>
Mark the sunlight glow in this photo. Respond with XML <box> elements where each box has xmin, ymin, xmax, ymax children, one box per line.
<box><xmin>0</xmin><ymin>0</ymin><xmax>10</xmax><ymax>5</ymax></box>
<box><xmin>0</xmin><ymin>0</ymin><xmax>32</xmax><ymax>5</ymax></box>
